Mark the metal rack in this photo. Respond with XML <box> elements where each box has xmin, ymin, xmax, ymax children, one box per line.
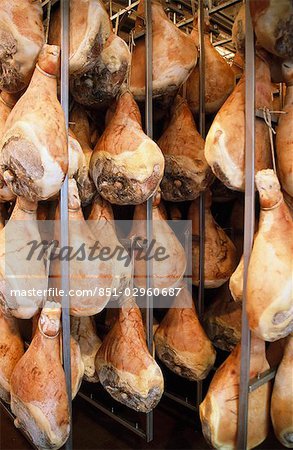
<box><xmin>237</xmin><ymin>3</ymin><xmax>277</xmax><ymax>448</ymax></box>
<box><xmin>0</xmin><ymin>1</ymin><xmax>281</xmax><ymax>450</ymax></box>
<box><xmin>75</xmin><ymin>0</ymin><xmax>155</xmax><ymax>443</ymax></box>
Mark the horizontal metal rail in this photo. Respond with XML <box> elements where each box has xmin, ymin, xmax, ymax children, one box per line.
<box><xmin>249</xmin><ymin>367</ymin><xmax>277</xmax><ymax>393</ymax></box>
<box><xmin>78</xmin><ymin>392</ymin><xmax>147</xmax><ymax>439</ymax></box>
<box><xmin>213</xmin><ymin>37</ymin><xmax>232</xmax><ymax>46</ymax></box>
<box><xmin>163</xmin><ymin>391</ymin><xmax>198</xmax><ymax>412</ymax></box>
<box><xmin>209</xmin><ymin>0</ymin><xmax>242</xmax><ymax>14</ymax></box>
<box><xmin>177</xmin><ymin>0</ymin><xmax>241</xmax><ymax>28</ymax></box>
<box><xmin>110</xmin><ymin>1</ymin><xmax>140</xmax><ymax>21</ymax></box>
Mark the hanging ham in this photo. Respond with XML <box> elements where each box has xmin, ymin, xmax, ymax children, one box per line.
<box><xmin>95</xmin><ymin>297</ymin><xmax>164</xmax><ymax>412</ymax></box>
<box><xmin>90</xmin><ymin>91</ymin><xmax>164</xmax><ymax>205</ymax></box>
<box><xmin>229</xmin><ymin>255</ymin><xmax>244</xmax><ymax>302</ymax></box>
<box><xmin>158</xmin><ymin>95</ymin><xmax>212</xmax><ymax>202</ymax></box>
<box><xmin>67</xmin><ymin>336</ymin><xmax>84</xmax><ymax>399</ymax></box>
<box><xmin>50</xmin><ymin>179</ymin><xmax>113</xmax><ymax>316</ymax></box>
<box><xmin>204</xmin><ymin>54</ymin><xmax>272</xmax><ymax>191</ymax></box>
<box><xmin>10</xmin><ymin>302</ymin><xmax>70</xmax><ymax>450</ymax></box>
<box><xmin>0</xmin><ymin>91</ymin><xmax>17</xmax><ymax>202</ymax></box>
<box><xmin>271</xmin><ymin>335</ymin><xmax>293</xmax><ymax>448</ymax></box>
<box><xmin>130</xmin><ymin>0</ymin><xmax>197</xmax><ymax>102</ymax></box>
<box><xmin>71</xmin><ymin>316</ymin><xmax>101</xmax><ymax>383</ymax></box>
<box><xmin>68</xmin><ymin>129</ymin><xmax>96</xmax><ymax>207</ymax></box>
<box><xmin>186</xmin><ymin>15</ymin><xmax>235</xmax><ymax>114</ymax></box>
<box><xmin>0</xmin><ymin>197</ymin><xmax>48</xmax><ymax>319</ymax></box>
<box><xmin>0</xmin><ymin>44</ymin><xmax>67</xmax><ymax>201</ymax></box>
<box><xmin>70</xmin><ymin>105</ymin><xmax>96</xmax><ymax>206</ymax></box>
<box><xmin>204</xmin><ymin>284</ymin><xmax>242</xmax><ymax>352</ymax></box>
<box><xmin>0</xmin><ymin>0</ymin><xmax>44</xmax><ymax>93</ymax></box>
<box><xmin>247</xmin><ymin>169</ymin><xmax>293</xmax><ymax>341</ymax></box>
<box><xmin>200</xmin><ymin>335</ymin><xmax>270</xmax><ymax>449</ymax></box>
<box><xmin>129</xmin><ymin>193</ymin><xmax>186</xmax><ymax>290</ymax></box>
<box><xmin>232</xmin><ymin>4</ymin><xmax>245</xmax><ymax>56</ymax></box>
<box><xmin>31</xmin><ymin>312</ymin><xmax>85</xmax><ymax>400</ymax></box>
<box><xmin>88</xmin><ymin>194</ymin><xmax>131</xmax><ymax>295</ymax></box>
<box><xmin>154</xmin><ymin>285</ymin><xmax>215</xmax><ymax>381</ymax></box>
<box><xmin>276</xmin><ymin>61</ymin><xmax>293</xmax><ymax>198</ymax></box>
<box><xmin>188</xmin><ymin>190</ymin><xmax>237</xmax><ymax>288</ymax></box>
<box><xmin>49</xmin><ymin>0</ymin><xmax>130</xmax><ymax>108</ymax></box>
<box><xmin>250</xmin><ymin>0</ymin><xmax>293</xmax><ymax>59</ymax></box>
<box><xmin>0</xmin><ymin>302</ymin><xmax>24</xmax><ymax>403</ymax></box>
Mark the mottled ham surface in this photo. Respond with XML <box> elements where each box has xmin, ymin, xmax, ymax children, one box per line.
<box><xmin>0</xmin><ymin>0</ymin><xmax>44</xmax><ymax>93</ymax></box>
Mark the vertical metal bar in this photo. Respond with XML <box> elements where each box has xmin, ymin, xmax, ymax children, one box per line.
<box><xmin>197</xmin><ymin>0</ymin><xmax>206</xmax><ymax>407</ymax></box>
<box><xmin>145</xmin><ymin>0</ymin><xmax>153</xmax><ymax>443</ymax></box>
<box><xmin>237</xmin><ymin>3</ymin><xmax>255</xmax><ymax>449</ymax></box>
<box><xmin>60</xmin><ymin>1</ymin><xmax>72</xmax><ymax>450</ymax></box>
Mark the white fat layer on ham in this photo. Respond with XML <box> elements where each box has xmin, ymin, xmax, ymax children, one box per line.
<box><xmin>69</xmin><ymin>1</ymin><xmax>110</xmax><ymax>74</ymax></box>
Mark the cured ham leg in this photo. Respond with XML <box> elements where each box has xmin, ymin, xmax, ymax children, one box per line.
<box><xmin>32</xmin><ymin>313</ymin><xmax>85</xmax><ymax>400</ymax></box>
<box><xmin>204</xmin><ymin>55</ymin><xmax>272</xmax><ymax>191</ymax></box>
<box><xmin>247</xmin><ymin>170</ymin><xmax>293</xmax><ymax>341</ymax></box>
<box><xmin>189</xmin><ymin>191</ymin><xmax>237</xmax><ymax>288</ymax></box>
<box><xmin>0</xmin><ymin>91</ymin><xmax>17</xmax><ymax>202</ymax></box>
<box><xmin>65</xmin><ymin>336</ymin><xmax>84</xmax><ymax>399</ymax></box>
<box><xmin>200</xmin><ymin>335</ymin><xmax>270</xmax><ymax>449</ymax></box>
<box><xmin>71</xmin><ymin>316</ymin><xmax>101</xmax><ymax>383</ymax></box>
<box><xmin>276</xmin><ymin>61</ymin><xmax>293</xmax><ymax>197</ymax></box>
<box><xmin>88</xmin><ymin>195</ymin><xmax>131</xmax><ymax>294</ymax></box>
<box><xmin>232</xmin><ymin>4</ymin><xmax>245</xmax><ymax>55</ymax></box>
<box><xmin>0</xmin><ymin>0</ymin><xmax>44</xmax><ymax>93</ymax></box>
<box><xmin>49</xmin><ymin>0</ymin><xmax>130</xmax><ymax>108</ymax></box>
<box><xmin>51</xmin><ymin>179</ymin><xmax>113</xmax><ymax>316</ymax></box>
<box><xmin>90</xmin><ymin>91</ymin><xmax>164</xmax><ymax>205</ymax></box>
<box><xmin>229</xmin><ymin>256</ymin><xmax>244</xmax><ymax>302</ymax></box>
<box><xmin>271</xmin><ymin>335</ymin><xmax>293</xmax><ymax>448</ymax></box>
<box><xmin>70</xmin><ymin>32</ymin><xmax>130</xmax><ymax>108</ymax></box>
<box><xmin>250</xmin><ymin>0</ymin><xmax>293</xmax><ymax>59</ymax></box>
<box><xmin>186</xmin><ymin>16</ymin><xmax>235</xmax><ymax>114</ymax></box>
<box><xmin>0</xmin><ymin>302</ymin><xmax>24</xmax><ymax>403</ymax></box>
<box><xmin>130</xmin><ymin>0</ymin><xmax>197</xmax><ymax>101</ymax></box>
<box><xmin>129</xmin><ymin>193</ymin><xmax>186</xmax><ymax>290</ymax></box>
<box><xmin>10</xmin><ymin>302</ymin><xmax>70</xmax><ymax>450</ymax></box>
<box><xmin>0</xmin><ymin>197</ymin><xmax>47</xmax><ymax>319</ymax></box>
<box><xmin>95</xmin><ymin>297</ymin><xmax>164</xmax><ymax>412</ymax></box>
<box><xmin>0</xmin><ymin>44</ymin><xmax>67</xmax><ymax>201</ymax></box>
<box><xmin>68</xmin><ymin>129</ymin><xmax>96</xmax><ymax>207</ymax></box>
<box><xmin>154</xmin><ymin>285</ymin><xmax>215</xmax><ymax>381</ymax></box>
<box><xmin>70</xmin><ymin>105</ymin><xmax>96</xmax><ymax>206</ymax></box>
<box><xmin>204</xmin><ymin>285</ymin><xmax>242</xmax><ymax>351</ymax></box>
<box><xmin>158</xmin><ymin>96</ymin><xmax>212</xmax><ymax>202</ymax></box>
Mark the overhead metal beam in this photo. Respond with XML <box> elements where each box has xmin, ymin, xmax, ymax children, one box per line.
<box><xmin>209</xmin><ymin>0</ymin><xmax>242</xmax><ymax>15</ymax></box>
<box><xmin>213</xmin><ymin>37</ymin><xmax>232</xmax><ymax>46</ymax></box>
<box><xmin>110</xmin><ymin>1</ymin><xmax>140</xmax><ymax>21</ymax></box>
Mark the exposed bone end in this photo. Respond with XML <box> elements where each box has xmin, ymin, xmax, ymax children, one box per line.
<box><xmin>38</xmin><ymin>44</ymin><xmax>60</xmax><ymax>77</ymax></box>
<box><xmin>282</xmin><ymin>60</ymin><xmax>293</xmax><ymax>85</ymax></box>
<box><xmin>255</xmin><ymin>169</ymin><xmax>282</xmax><ymax>209</ymax></box>
<box><xmin>39</xmin><ymin>302</ymin><xmax>61</xmax><ymax>338</ymax></box>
